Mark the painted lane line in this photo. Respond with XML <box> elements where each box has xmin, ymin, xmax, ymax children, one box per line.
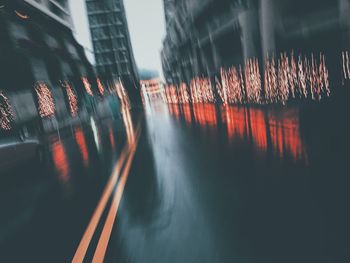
<box><xmin>92</xmin><ymin>128</ymin><xmax>141</xmax><ymax>263</ymax></box>
<box><xmin>72</xmin><ymin>127</ymin><xmax>139</xmax><ymax>263</ymax></box>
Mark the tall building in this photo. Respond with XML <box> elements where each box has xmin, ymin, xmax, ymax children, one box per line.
<box><xmin>161</xmin><ymin>0</ymin><xmax>349</xmax><ymax>84</ymax></box>
<box><xmin>1</xmin><ymin>0</ymin><xmax>94</xmax><ymax>90</ymax></box>
<box><xmin>85</xmin><ymin>0</ymin><xmax>139</xmax><ymax>89</ymax></box>
<box><xmin>0</xmin><ymin>0</ymin><xmax>96</xmax><ymax>132</ymax></box>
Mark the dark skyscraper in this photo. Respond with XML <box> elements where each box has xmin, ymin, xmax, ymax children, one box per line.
<box><xmin>85</xmin><ymin>0</ymin><xmax>139</xmax><ymax>89</ymax></box>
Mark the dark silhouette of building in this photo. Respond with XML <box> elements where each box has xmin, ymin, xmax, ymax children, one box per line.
<box><xmin>162</xmin><ymin>0</ymin><xmax>350</xmax><ymax>84</ymax></box>
<box><xmin>23</xmin><ymin>0</ymin><xmax>72</xmax><ymax>28</ymax></box>
<box><xmin>85</xmin><ymin>0</ymin><xmax>140</xmax><ymax>92</ymax></box>
<box><xmin>0</xmin><ymin>0</ymin><xmax>98</xmax><ymax>134</ymax></box>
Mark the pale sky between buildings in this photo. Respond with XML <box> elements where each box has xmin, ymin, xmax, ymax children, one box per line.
<box><xmin>69</xmin><ymin>0</ymin><xmax>166</xmax><ymax>76</ymax></box>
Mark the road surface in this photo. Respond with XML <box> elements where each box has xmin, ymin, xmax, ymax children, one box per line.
<box><xmin>1</xmin><ymin>99</ymin><xmax>350</xmax><ymax>263</ymax></box>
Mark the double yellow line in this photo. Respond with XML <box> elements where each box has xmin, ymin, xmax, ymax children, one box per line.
<box><xmin>72</xmin><ymin>125</ymin><xmax>141</xmax><ymax>263</ymax></box>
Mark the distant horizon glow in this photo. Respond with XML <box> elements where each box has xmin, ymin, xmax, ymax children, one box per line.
<box><xmin>69</xmin><ymin>0</ymin><xmax>166</xmax><ymax>77</ymax></box>
<box><xmin>124</xmin><ymin>0</ymin><xmax>166</xmax><ymax>76</ymax></box>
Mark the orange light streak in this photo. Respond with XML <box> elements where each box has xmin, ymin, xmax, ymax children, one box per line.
<box><xmin>15</xmin><ymin>10</ymin><xmax>29</xmax><ymax>20</ymax></box>
<box><xmin>97</xmin><ymin>78</ymin><xmax>105</xmax><ymax>96</ymax></box>
<box><xmin>82</xmin><ymin>77</ymin><xmax>93</xmax><ymax>96</ymax></box>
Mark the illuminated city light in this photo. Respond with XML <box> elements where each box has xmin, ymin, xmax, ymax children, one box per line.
<box><xmin>0</xmin><ymin>90</ymin><xmax>15</xmax><ymax>130</ymax></box>
<box><xmin>62</xmin><ymin>81</ymin><xmax>78</xmax><ymax>117</ymax></box>
<box><xmin>264</xmin><ymin>56</ymin><xmax>278</xmax><ymax>103</ymax></box>
<box><xmin>245</xmin><ymin>58</ymin><xmax>262</xmax><ymax>104</ymax></box>
<box><xmin>140</xmin><ymin>79</ymin><xmax>166</xmax><ymax>104</ymax></box>
<box><xmin>115</xmin><ymin>79</ymin><xmax>136</xmax><ymax>144</ymax></box>
<box><xmin>190</xmin><ymin>77</ymin><xmax>215</xmax><ymax>104</ymax></box>
<box><xmin>97</xmin><ymin>78</ymin><xmax>105</xmax><ymax>96</ymax></box>
<box><xmin>164</xmin><ymin>84</ymin><xmax>179</xmax><ymax>104</ymax></box>
<box><xmin>218</xmin><ymin>66</ymin><xmax>245</xmax><ymax>104</ymax></box>
<box><xmin>179</xmin><ymin>83</ymin><xmax>191</xmax><ymax>104</ymax></box>
<box><xmin>164</xmin><ymin>51</ymin><xmax>331</xmax><ymax>106</ymax></box>
<box><xmin>115</xmin><ymin>80</ymin><xmax>131</xmax><ymax>109</ymax></box>
<box><xmin>342</xmin><ymin>51</ymin><xmax>350</xmax><ymax>82</ymax></box>
<box><xmin>35</xmin><ymin>82</ymin><xmax>55</xmax><ymax>118</ymax></box>
<box><xmin>82</xmin><ymin>77</ymin><xmax>93</xmax><ymax>96</ymax></box>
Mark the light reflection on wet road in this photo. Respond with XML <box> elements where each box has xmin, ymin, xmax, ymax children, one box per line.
<box><xmin>1</xmin><ymin>98</ymin><xmax>350</xmax><ymax>262</ymax></box>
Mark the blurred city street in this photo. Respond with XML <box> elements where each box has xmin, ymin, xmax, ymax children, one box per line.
<box><xmin>1</xmin><ymin>95</ymin><xmax>350</xmax><ymax>262</ymax></box>
<box><xmin>2</xmin><ymin>0</ymin><xmax>350</xmax><ymax>262</ymax></box>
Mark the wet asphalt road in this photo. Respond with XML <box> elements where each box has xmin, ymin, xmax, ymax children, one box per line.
<box><xmin>1</xmin><ymin>98</ymin><xmax>350</xmax><ymax>263</ymax></box>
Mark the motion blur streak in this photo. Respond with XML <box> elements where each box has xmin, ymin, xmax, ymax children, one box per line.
<box><xmin>97</xmin><ymin>78</ymin><xmax>105</xmax><ymax>96</ymax></box>
<box><xmin>51</xmin><ymin>140</ymin><xmax>69</xmax><ymax>184</ymax></box>
<box><xmin>222</xmin><ymin>106</ymin><xmax>306</xmax><ymax>162</ymax></box>
<box><xmin>161</xmin><ymin>51</ymin><xmax>332</xmax><ymax>106</ymax></box>
<box><xmin>81</xmin><ymin>77</ymin><xmax>94</xmax><ymax>96</ymax></box>
<box><xmin>0</xmin><ymin>90</ymin><xmax>15</xmax><ymax>131</ymax></box>
<box><xmin>193</xmin><ymin>104</ymin><xmax>217</xmax><ymax>127</ymax></box>
<box><xmin>74</xmin><ymin>128</ymin><xmax>89</xmax><ymax>167</ymax></box>
<box><xmin>109</xmin><ymin>127</ymin><xmax>116</xmax><ymax>151</ymax></box>
<box><xmin>342</xmin><ymin>51</ymin><xmax>350</xmax><ymax>81</ymax></box>
<box><xmin>35</xmin><ymin>82</ymin><xmax>55</xmax><ymax>118</ymax></box>
<box><xmin>72</xmin><ymin>126</ymin><xmax>140</xmax><ymax>263</ymax></box>
<box><xmin>62</xmin><ymin>81</ymin><xmax>79</xmax><ymax>117</ymax></box>
<box><xmin>92</xmin><ymin>127</ymin><xmax>141</xmax><ymax>263</ymax></box>
<box><xmin>166</xmin><ymin>102</ymin><xmax>307</xmax><ymax>163</ymax></box>
<box><xmin>182</xmin><ymin>104</ymin><xmax>192</xmax><ymax>124</ymax></box>
<box><xmin>14</xmin><ymin>10</ymin><xmax>29</xmax><ymax>20</ymax></box>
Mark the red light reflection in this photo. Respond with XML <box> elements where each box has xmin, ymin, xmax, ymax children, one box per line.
<box><xmin>52</xmin><ymin>140</ymin><xmax>69</xmax><ymax>183</ymax></box>
<box><xmin>182</xmin><ymin>104</ymin><xmax>192</xmax><ymax>124</ymax></box>
<box><xmin>74</xmin><ymin>128</ymin><xmax>89</xmax><ymax>167</ymax></box>
<box><xmin>221</xmin><ymin>106</ymin><xmax>307</xmax><ymax>162</ymax></box>
<box><xmin>269</xmin><ymin>113</ymin><xmax>306</xmax><ymax>161</ymax></box>
<box><xmin>221</xmin><ymin>106</ymin><xmax>248</xmax><ymax>140</ymax></box>
<box><xmin>168</xmin><ymin>104</ymin><xmax>180</xmax><ymax>119</ymax></box>
<box><xmin>192</xmin><ymin>104</ymin><xmax>217</xmax><ymax>127</ymax></box>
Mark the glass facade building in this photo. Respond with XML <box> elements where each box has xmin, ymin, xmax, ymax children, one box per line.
<box><xmin>86</xmin><ymin>0</ymin><xmax>139</xmax><ymax>87</ymax></box>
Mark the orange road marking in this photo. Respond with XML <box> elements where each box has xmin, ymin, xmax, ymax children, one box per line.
<box><xmin>72</xmin><ymin>126</ymin><xmax>140</xmax><ymax>263</ymax></box>
<box><xmin>92</xmin><ymin>128</ymin><xmax>141</xmax><ymax>263</ymax></box>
